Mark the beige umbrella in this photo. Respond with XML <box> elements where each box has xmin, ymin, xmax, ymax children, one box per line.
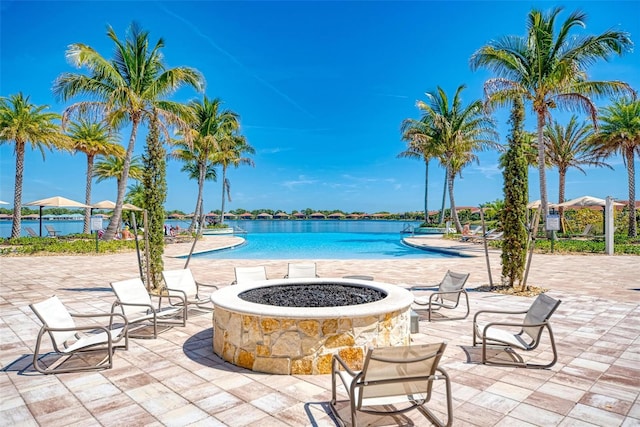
<box><xmin>25</xmin><ymin>196</ymin><xmax>91</xmax><ymax>236</ymax></box>
<box><xmin>92</xmin><ymin>200</ymin><xmax>116</xmax><ymax>209</ymax></box>
<box><xmin>556</xmin><ymin>195</ymin><xmax>623</xmax><ymax>208</ymax></box>
<box><xmin>527</xmin><ymin>200</ymin><xmax>558</xmax><ymax>209</ymax></box>
<box><xmin>92</xmin><ymin>200</ymin><xmax>142</xmax><ymax>211</ymax></box>
<box><xmin>123</xmin><ymin>203</ymin><xmax>142</xmax><ymax>211</ymax></box>
<box><xmin>0</xmin><ymin>200</ymin><xmax>9</xmax><ymax>205</ymax></box>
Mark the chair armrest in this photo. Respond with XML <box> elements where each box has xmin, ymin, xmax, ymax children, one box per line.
<box><xmin>332</xmin><ymin>354</ymin><xmax>358</xmax><ymax>377</ymax></box>
<box><xmin>430</xmin><ymin>289</ymin><xmax>465</xmax><ymax>297</ymax></box>
<box><xmin>196</xmin><ymin>281</ymin><xmax>219</xmax><ymax>290</ymax></box>
<box><xmin>473</xmin><ymin>308</ymin><xmax>528</xmax><ymax>322</ymax></box>
<box><xmin>161</xmin><ymin>288</ymin><xmax>187</xmax><ymax>306</ymax></box>
<box><xmin>44</xmin><ymin>324</ymin><xmax>109</xmax><ymax>333</ymax></box>
<box><xmin>112</xmin><ymin>300</ymin><xmax>155</xmax><ymax>313</ymax></box>
<box><xmin>482</xmin><ymin>320</ymin><xmax>548</xmax><ymax>332</ymax></box>
<box><xmin>157</xmin><ymin>293</ymin><xmax>186</xmax><ymax>308</ymax></box>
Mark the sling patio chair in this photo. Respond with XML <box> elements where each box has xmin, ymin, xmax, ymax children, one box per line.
<box><xmin>473</xmin><ymin>293</ymin><xmax>562</xmax><ymax>369</ymax></box>
<box><xmin>162</xmin><ymin>268</ymin><xmax>218</xmax><ymax>319</ymax></box>
<box><xmin>284</xmin><ymin>262</ymin><xmax>319</xmax><ymax>278</ymax></box>
<box><xmin>45</xmin><ymin>224</ymin><xmax>60</xmax><ymax>237</ymax></box>
<box><xmin>25</xmin><ymin>227</ymin><xmax>39</xmax><ymax>237</ymax></box>
<box><xmin>232</xmin><ymin>266</ymin><xmax>268</xmax><ymax>285</ymax></box>
<box><xmin>110</xmin><ymin>278</ymin><xmax>186</xmax><ymax>338</ymax></box>
<box><xmin>29</xmin><ymin>295</ymin><xmax>129</xmax><ymax>374</ymax></box>
<box><xmin>410</xmin><ymin>271</ymin><xmax>471</xmax><ymax>321</ymax></box>
<box><xmin>331</xmin><ymin>342</ymin><xmax>452</xmax><ymax>427</ymax></box>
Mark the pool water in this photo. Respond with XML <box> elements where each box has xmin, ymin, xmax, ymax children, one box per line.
<box><xmin>192</xmin><ymin>231</ymin><xmax>451</xmax><ymax>260</ymax></box>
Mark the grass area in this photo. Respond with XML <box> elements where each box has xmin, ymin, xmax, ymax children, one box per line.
<box><xmin>490</xmin><ymin>235</ymin><xmax>640</xmax><ymax>255</ymax></box>
<box><xmin>0</xmin><ymin>234</ymin><xmax>139</xmax><ymax>255</ymax></box>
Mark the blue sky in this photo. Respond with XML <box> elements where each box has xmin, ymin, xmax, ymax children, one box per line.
<box><xmin>1</xmin><ymin>1</ymin><xmax>639</xmax><ymax>214</ymax></box>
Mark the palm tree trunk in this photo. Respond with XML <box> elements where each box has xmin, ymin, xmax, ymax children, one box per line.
<box><xmin>439</xmin><ymin>166</ymin><xmax>448</xmax><ymax>224</ymax></box>
<box><xmin>537</xmin><ymin>112</ymin><xmax>549</xmax><ymax>223</ymax></box>
<box><xmin>83</xmin><ymin>155</ymin><xmax>94</xmax><ymax>234</ymax></box>
<box><xmin>220</xmin><ymin>166</ymin><xmax>227</xmax><ymax>225</ymax></box>
<box><xmin>10</xmin><ymin>141</ymin><xmax>25</xmax><ymax>239</ymax></box>
<box><xmin>423</xmin><ymin>159</ymin><xmax>429</xmax><ymax>222</ymax></box>
<box><xmin>190</xmin><ymin>161</ymin><xmax>206</xmax><ymax>232</ymax></box>
<box><xmin>104</xmin><ymin>117</ymin><xmax>140</xmax><ymax>240</ymax></box>
<box><xmin>558</xmin><ymin>168</ymin><xmax>566</xmax><ymax>233</ymax></box>
<box><xmin>626</xmin><ymin>149</ymin><xmax>637</xmax><ymax>237</ymax></box>
<box><xmin>448</xmin><ymin>169</ymin><xmax>462</xmax><ymax>232</ymax></box>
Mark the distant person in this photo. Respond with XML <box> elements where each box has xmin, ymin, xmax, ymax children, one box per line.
<box><xmin>461</xmin><ymin>223</ymin><xmax>471</xmax><ymax>241</ymax></box>
<box><xmin>121</xmin><ymin>226</ymin><xmax>133</xmax><ymax>240</ymax></box>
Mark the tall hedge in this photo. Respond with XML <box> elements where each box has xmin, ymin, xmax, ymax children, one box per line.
<box><xmin>141</xmin><ymin>113</ymin><xmax>167</xmax><ymax>291</ymax></box>
<box><xmin>501</xmin><ymin>97</ymin><xmax>529</xmax><ymax>288</ymax></box>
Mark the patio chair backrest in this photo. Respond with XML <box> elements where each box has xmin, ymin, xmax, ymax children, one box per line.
<box><xmin>163</xmin><ymin>269</ymin><xmax>197</xmax><ymax>298</ymax></box>
<box><xmin>439</xmin><ymin>271</ymin><xmax>470</xmax><ymax>302</ymax></box>
<box><xmin>234</xmin><ymin>266</ymin><xmax>267</xmax><ymax>284</ymax></box>
<box><xmin>359</xmin><ymin>342</ymin><xmax>447</xmax><ymax>403</ymax></box>
<box><xmin>286</xmin><ymin>263</ymin><xmax>317</xmax><ymax>278</ymax></box>
<box><xmin>25</xmin><ymin>227</ymin><xmax>39</xmax><ymax>237</ymax></box>
<box><xmin>29</xmin><ymin>296</ymin><xmax>76</xmax><ymax>349</ymax></box>
<box><xmin>110</xmin><ymin>278</ymin><xmax>152</xmax><ymax>317</ymax></box>
<box><xmin>523</xmin><ymin>293</ymin><xmax>562</xmax><ymax>341</ymax></box>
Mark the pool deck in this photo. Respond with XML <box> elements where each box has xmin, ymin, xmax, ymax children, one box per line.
<box><xmin>1</xmin><ymin>236</ymin><xmax>638</xmax><ymax>426</ymax></box>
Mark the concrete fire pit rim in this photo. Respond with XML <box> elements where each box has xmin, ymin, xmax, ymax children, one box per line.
<box><xmin>210</xmin><ymin>277</ymin><xmax>413</xmax><ymax>318</ymax></box>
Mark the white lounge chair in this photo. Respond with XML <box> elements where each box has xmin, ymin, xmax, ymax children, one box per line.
<box><xmin>331</xmin><ymin>342</ymin><xmax>452</xmax><ymax>427</ymax></box>
<box><xmin>233</xmin><ymin>266</ymin><xmax>268</xmax><ymax>285</ymax></box>
<box><xmin>45</xmin><ymin>224</ymin><xmax>60</xmax><ymax>237</ymax></box>
<box><xmin>410</xmin><ymin>270</ymin><xmax>471</xmax><ymax>321</ymax></box>
<box><xmin>29</xmin><ymin>295</ymin><xmax>129</xmax><ymax>374</ymax></box>
<box><xmin>110</xmin><ymin>278</ymin><xmax>186</xmax><ymax>338</ymax></box>
<box><xmin>162</xmin><ymin>268</ymin><xmax>218</xmax><ymax>319</ymax></box>
<box><xmin>473</xmin><ymin>293</ymin><xmax>562</xmax><ymax>368</ymax></box>
<box><xmin>284</xmin><ymin>262</ymin><xmax>319</xmax><ymax>278</ymax></box>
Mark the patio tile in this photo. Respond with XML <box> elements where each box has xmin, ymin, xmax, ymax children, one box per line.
<box><xmin>159</xmin><ymin>403</ymin><xmax>210</xmax><ymax>426</ymax></box>
<box><xmin>523</xmin><ymin>391</ymin><xmax>577</xmax><ymax>416</ymax></box>
<box><xmin>509</xmin><ymin>402</ymin><xmax>565</xmax><ymax>426</ymax></box>
<box><xmin>1</xmin><ymin>239</ymin><xmax>638</xmax><ymax>426</ymax></box>
<box><xmin>567</xmin><ymin>403</ymin><xmax>625</xmax><ymax>426</ymax></box>
<box><xmin>214</xmin><ymin>402</ymin><xmax>270</xmax><ymax>426</ymax></box>
<box><xmin>578</xmin><ymin>392</ymin><xmax>633</xmax><ymax>416</ymax></box>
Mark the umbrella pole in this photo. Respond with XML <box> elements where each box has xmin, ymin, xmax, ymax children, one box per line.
<box><xmin>39</xmin><ymin>206</ymin><xmax>43</xmax><ymax>237</ymax></box>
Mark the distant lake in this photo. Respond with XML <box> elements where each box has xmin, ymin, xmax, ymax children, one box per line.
<box><xmin>0</xmin><ymin>218</ymin><xmax>420</xmax><ymax>238</ymax></box>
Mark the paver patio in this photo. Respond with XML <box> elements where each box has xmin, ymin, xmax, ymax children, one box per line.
<box><xmin>1</xmin><ymin>236</ymin><xmax>638</xmax><ymax>426</ymax></box>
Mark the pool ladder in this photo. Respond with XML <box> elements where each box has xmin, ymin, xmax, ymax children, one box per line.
<box><xmin>401</xmin><ymin>223</ymin><xmax>415</xmax><ymax>236</ymax></box>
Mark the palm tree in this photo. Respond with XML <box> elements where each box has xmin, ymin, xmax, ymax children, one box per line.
<box><xmin>470</xmin><ymin>7</ymin><xmax>634</xmax><ymax>222</ymax></box>
<box><xmin>414</xmin><ymin>86</ymin><xmax>497</xmax><ymax>232</ymax></box>
<box><xmin>93</xmin><ymin>155</ymin><xmax>143</xmax><ymax>200</ymax></box>
<box><xmin>589</xmin><ymin>97</ymin><xmax>640</xmax><ymax>237</ymax></box>
<box><xmin>53</xmin><ymin>22</ymin><xmax>205</xmax><ymax>240</ymax></box>
<box><xmin>399</xmin><ymin>116</ymin><xmax>442</xmax><ymax>223</ymax></box>
<box><xmin>170</xmin><ymin>97</ymin><xmax>238</xmax><ymax>231</ymax></box>
<box><xmin>214</xmin><ymin>133</ymin><xmax>255</xmax><ymax>224</ymax></box>
<box><xmin>0</xmin><ymin>93</ymin><xmax>71</xmax><ymax>238</ymax></box>
<box><xmin>544</xmin><ymin>116</ymin><xmax>612</xmax><ymax>227</ymax></box>
<box><xmin>67</xmin><ymin>117</ymin><xmax>123</xmax><ymax>233</ymax></box>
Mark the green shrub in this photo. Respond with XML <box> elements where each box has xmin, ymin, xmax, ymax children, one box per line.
<box><xmin>0</xmin><ymin>237</ymin><xmax>137</xmax><ymax>255</ymax></box>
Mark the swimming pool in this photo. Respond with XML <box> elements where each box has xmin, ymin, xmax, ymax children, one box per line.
<box><xmin>191</xmin><ymin>231</ymin><xmax>452</xmax><ymax>259</ymax></box>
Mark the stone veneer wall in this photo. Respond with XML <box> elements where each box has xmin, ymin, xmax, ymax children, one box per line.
<box><xmin>213</xmin><ymin>307</ymin><xmax>411</xmax><ymax>375</ymax></box>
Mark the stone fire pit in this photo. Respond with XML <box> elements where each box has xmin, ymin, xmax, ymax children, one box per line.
<box><xmin>210</xmin><ymin>278</ymin><xmax>413</xmax><ymax>375</ymax></box>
